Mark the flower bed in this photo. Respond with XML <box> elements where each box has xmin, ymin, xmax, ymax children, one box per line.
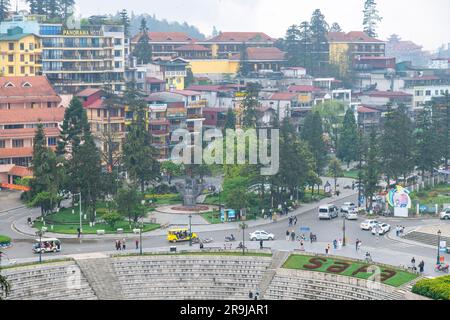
<box><xmin>0</xmin><ymin>235</ymin><xmax>12</xmax><ymax>247</ymax></box>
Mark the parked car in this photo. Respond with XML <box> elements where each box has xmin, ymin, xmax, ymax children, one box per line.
<box><xmin>371</xmin><ymin>223</ymin><xmax>391</xmax><ymax>235</ymax></box>
<box><xmin>360</xmin><ymin>220</ymin><xmax>380</xmax><ymax>231</ymax></box>
<box><xmin>318</xmin><ymin>205</ymin><xmax>339</xmax><ymax>220</ymax></box>
<box><xmin>249</xmin><ymin>230</ymin><xmax>275</xmax><ymax>241</ymax></box>
<box><xmin>440</xmin><ymin>208</ymin><xmax>450</xmax><ymax>220</ymax></box>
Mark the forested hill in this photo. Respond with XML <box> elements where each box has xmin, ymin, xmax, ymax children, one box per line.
<box><xmin>127</xmin><ymin>13</ymin><xmax>205</xmax><ymax>39</ymax></box>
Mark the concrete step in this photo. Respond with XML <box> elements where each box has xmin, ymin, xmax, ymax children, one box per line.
<box><xmin>403</xmin><ymin>232</ymin><xmax>450</xmax><ymax>247</ymax></box>
<box><xmin>75</xmin><ymin>257</ymin><xmax>123</xmax><ymax>300</ymax></box>
<box><xmin>260</xmin><ymin>251</ymin><xmax>290</xmax><ymax>299</ymax></box>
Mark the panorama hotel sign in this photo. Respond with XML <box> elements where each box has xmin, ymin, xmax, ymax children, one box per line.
<box><xmin>62</xmin><ymin>29</ymin><xmax>103</xmax><ymax>36</ymax></box>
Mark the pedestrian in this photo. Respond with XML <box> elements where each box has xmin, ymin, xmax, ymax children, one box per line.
<box><xmin>396</xmin><ymin>226</ymin><xmax>399</xmax><ymax>237</ymax></box>
<box><xmin>294</xmin><ymin>217</ymin><xmax>297</xmax><ymax>226</ymax></box>
<box><xmin>248</xmin><ymin>291</ymin><xmax>253</xmax><ymax>300</ymax></box>
<box><xmin>310</xmin><ymin>232</ymin><xmax>314</xmax><ymax>243</ymax></box>
<box><xmin>300</xmin><ymin>240</ymin><xmax>305</xmax><ymax>251</ymax></box>
<box><xmin>288</xmin><ymin>217</ymin><xmax>293</xmax><ymax>227</ymax></box>
<box><xmin>117</xmin><ymin>240</ymin><xmax>121</xmax><ymax>251</ymax></box>
<box><xmin>357</xmin><ymin>240</ymin><xmax>362</xmax><ymax>252</ymax></box>
<box><xmin>200</xmin><ymin>242</ymin><xmax>204</xmax><ymax>250</ymax></box>
<box><xmin>291</xmin><ymin>231</ymin><xmax>296</xmax><ymax>242</ymax></box>
<box><xmin>115</xmin><ymin>240</ymin><xmax>119</xmax><ymax>251</ymax></box>
<box><xmin>286</xmin><ymin>230</ymin><xmax>290</xmax><ymax>241</ymax></box>
<box><xmin>135</xmin><ymin>239</ymin><xmax>139</xmax><ymax>250</ymax></box>
<box><xmin>325</xmin><ymin>246</ymin><xmax>329</xmax><ymax>255</ymax></box>
<box><xmin>338</xmin><ymin>239</ymin><xmax>342</xmax><ymax>249</ymax></box>
<box><xmin>328</xmin><ymin>244</ymin><xmax>331</xmax><ymax>253</ymax></box>
<box><xmin>122</xmin><ymin>239</ymin><xmax>126</xmax><ymax>250</ymax></box>
<box><xmin>260</xmin><ymin>240</ymin><xmax>263</xmax><ymax>249</ymax></box>
<box><xmin>355</xmin><ymin>239</ymin><xmax>360</xmax><ymax>252</ymax></box>
<box><xmin>333</xmin><ymin>239</ymin><xmax>338</xmax><ymax>250</ymax></box>
<box><xmin>419</xmin><ymin>261</ymin><xmax>425</xmax><ymax>273</ymax></box>
<box><xmin>411</xmin><ymin>257</ymin><xmax>416</xmax><ymax>270</ymax></box>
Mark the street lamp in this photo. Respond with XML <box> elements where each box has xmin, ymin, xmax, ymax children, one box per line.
<box><xmin>342</xmin><ymin>215</ymin><xmax>346</xmax><ymax>247</ymax></box>
<box><xmin>72</xmin><ymin>192</ymin><xmax>82</xmax><ymax>237</ymax></box>
<box><xmin>36</xmin><ymin>230</ymin><xmax>45</xmax><ymax>263</ymax></box>
<box><xmin>240</xmin><ymin>222</ymin><xmax>248</xmax><ymax>256</ymax></box>
<box><xmin>437</xmin><ymin>230</ymin><xmax>442</xmax><ymax>265</ymax></box>
<box><xmin>188</xmin><ymin>214</ymin><xmax>192</xmax><ymax>247</ymax></box>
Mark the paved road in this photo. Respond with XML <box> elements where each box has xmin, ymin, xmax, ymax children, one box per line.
<box><xmin>1</xmin><ymin>184</ymin><xmax>450</xmax><ymax>277</ymax></box>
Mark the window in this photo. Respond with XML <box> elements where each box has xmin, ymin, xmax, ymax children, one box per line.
<box><xmin>12</xmin><ymin>139</ymin><xmax>24</xmax><ymax>148</ymax></box>
<box><xmin>114</xmin><ymin>50</ymin><xmax>122</xmax><ymax>57</ymax></box>
<box><xmin>29</xmin><ymin>55</ymin><xmax>34</xmax><ymax>62</ymax></box>
<box><xmin>8</xmin><ymin>43</ymin><xmax>14</xmax><ymax>50</ymax></box>
<box><xmin>20</xmin><ymin>54</ymin><xmax>25</xmax><ymax>62</ymax></box>
<box><xmin>47</xmin><ymin>137</ymin><xmax>57</xmax><ymax>146</ymax></box>
<box><xmin>8</xmin><ymin>66</ymin><xmax>14</xmax><ymax>74</ymax></box>
<box><xmin>29</xmin><ymin>43</ymin><xmax>34</xmax><ymax>50</ymax></box>
<box><xmin>0</xmin><ymin>140</ymin><xmax>5</xmax><ymax>148</ymax></box>
<box><xmin>425</xmin><ymin>90</ymin><xmax>431</xmax><ymax>96</ymax></box>
<box><xmin>8</xmin><ymin>55</ymin><xmax>14</xmax><ymax>62</ymax></box>
<box><xmin>97</xmin><ymin>110</ymin><xmax>101</xmax><ymax>117</ymax></box>
<box><xmin>30</xmin><ymin>66</ymin><xmax>34</xmax><ymax>74</ymax></box>
<box><xmin>21</xmin><ymin>66</ymin><xmax>25</xmax><ymax>74</ymax></box>
<box><xmin>20</xmin><ymin>43</ymin><xmax>24</xmax><ymax>50</ymax></box>
<box><xmin>114</xmin><ymin>38</ymin><xmax>122</xmax><ymax>45</ymax></box>
<box><xmin>435</xmin><ymin>90</ymin><xmax>439</xmax><ymax>95</ymax></box>
<box><xmin>415</xmin><ymin>90</ymin><xmax>423</xmax><ymax>96</ymax></box>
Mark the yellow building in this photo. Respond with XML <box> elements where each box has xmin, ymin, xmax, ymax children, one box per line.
<box><xmin>0</xmin><ymin>27</ymin><xmax>42</xmax><ymax>77</ymax></box>
<box><xmin>189</xmin><ymin>59</ymin><xmax>240</xmax><ymax>76</ymax></box>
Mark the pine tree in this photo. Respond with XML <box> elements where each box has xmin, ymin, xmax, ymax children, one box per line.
<box><xmin>414</xmin><ymin>107</ymin><xmax>440</xmax><ymax>178</ymax></box>
<box><xmin>363</xmin><ymin>0</ymin><xmax>382</xmax><ymax>38</ymax></box>
<box><xmin>27</xmin><ymin>0</ymin><xmax>45</xmax><ymax>15</ymax></box>
<box><xmin>238</xmin><ymin>43</ymin><xmax>251</xmax><ymax>76</ymax></box>
<box><xmin>328</xmin><ymin>157</ymin><xmax>343</xmax><ymax>192</ymax></box>
<box><xmin>309</xmin><ymin>9</ymin><xmax>329</xmax><ymax>75</ymax></box>
<box><xmin>284</xmin><ymin>25</ymin><xmax>301</xmax><ymax>67</ymax></box>
<box><xmin>120</xmin><ymin>9</ymin><xmax>130</xmax><ymax>37</ymax></box>
<box><xmin>380</xmin><ymin>105</ymin><xmax>415</xmax><ymax>185</ymax></box>
<box><xmin>338</xmin><ymin>109</ymin><xmax>359</xmax><ymax>167</ymax></box>
<box><xmin>330</xmin><ymin>22</ymin><xmax>343</xmax><ymax>32</ymax></box>
<box><xmin>241</xmin><ymin>83</ymin><xmax>261</xmax><ymax>128</ymax></box>
<box><xmin>45</xmin><ymin>0</ymin><xmax>60</xmax><ymax>19</ymax></box>
<box><xmin>298</xmin><ymin>21</ymin><xmax>312</xmax><ymax>71</ymax></box>
<box><xmin>133</xmin><ymin>18</ymin><xmax>153</xmax><ymax>64</ymax></box>
<box><xmin>0</xmin><ymin>0</ymin><xmax>11</xmax><ymax>23</ymax></box>
<box><xmin>123</xmin><ymin>100</ymin><xmax>160</xmax><ymax>192</ymax></box>
<box><xmin>59</xmin><ymin>0</ymin><xmax>75</xmax><ymax>22</ymax></box>
<box><xmin>301</xmin><ymin>112</ymin><xmax>328</xmax><ymax>175</ymax></box>
<box><xmin>362</xmin><ymin>128</ymin><xmax>380</xmax><ymax>210</ymax></box>
<box><xmin>224</xmin><ymin>108</ymin><xmax>236</xmax><ymax>130</ymax></box>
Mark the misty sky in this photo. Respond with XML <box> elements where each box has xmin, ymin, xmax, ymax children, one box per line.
<box><xmin>18</xmin><ymin>0</ymin><xmax>450</xmax><ymax>51</ymax></box>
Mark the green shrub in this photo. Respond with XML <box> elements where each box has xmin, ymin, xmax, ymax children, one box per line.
<box><xmin>0</xmin><ymin>235</ymin><xmax>11</xmax><ymax>245</ymax></box>
<box><xmin>412</xmin><ymin>276</ymin><xmax>450</xmax><ymax>300</ymax></box>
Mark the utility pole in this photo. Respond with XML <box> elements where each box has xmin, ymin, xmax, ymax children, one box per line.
<box><xmin>358</xmin><ymin>126</ymin><xmax>363</xmax><ymax>208</ymax></box>
<box><xmin>188</xmin><ymin>214</ymin><xmax>192</xmax><ymax>247</ymax></box>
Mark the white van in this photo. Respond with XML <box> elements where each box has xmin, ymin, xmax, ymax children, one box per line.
<box><xmin>318</xmin><ymin>205</ymin><xmax>339</xmax><ymax>220</ymax></box>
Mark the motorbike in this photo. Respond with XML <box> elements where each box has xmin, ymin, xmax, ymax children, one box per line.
<box><xmin>225</xmin><ymin>235</ymin><xmax>236</xmax><ymax>242</ymax></box>
<box><xmin>435</xmin><ymin>264</ymin><xmax>449</xmax><ymax>273</ymax></box>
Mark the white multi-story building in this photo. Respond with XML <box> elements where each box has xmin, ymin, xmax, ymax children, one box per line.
<box><xmin>403</xmin><ymin>77</ymin><xmax>450</xmax><ymax>108</ymax></box>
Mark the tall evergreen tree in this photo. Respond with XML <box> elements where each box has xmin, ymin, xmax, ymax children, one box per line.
<box><xmin>123</xmin><ymin>100</ymin><xmax>160</xmax><ymax>192</ymax></box>
<box><xmin>284</xmin><ymin>25</ymin><xmax>301</xmax><ymax>67</ymax></box>
<box><xmin>363</xmin><ymin>0</ymin><xmax>382</xmax><ymax>38</ymax></box>
<box><xmin>414</xmin><ymin>107</ymin><xmax>440</xmax><ymax>178</ymax></box>
<box><xmin>241</xmin><ymin>83</ymin><xmax>261</xmax><ymax>128</ymax></box>
<box><xmin>120</xmin><ymin>9</ymin><xmax>131</xmax><ymax>37</ymax></box>
<box><xmin>338</xmin><ymin>108</ymin><xmax>359</xmax><ymax>167</ymax></box>
<box><xmin>309</xmin><ymin>9</ymin><xmax>329</xmax><ymax>75</ymax></box>
<box><xmin>27</xmin><ymin>0</ymin><xmax>45</xmax><ymax>15</ymax></box>
<box><xmin>380</xmin><ymin>105</ymin><xmax>415</xmax><ymax>185</ymax></box>
<box><xmin>133</xmin><ymin>18</ymin><xmax>153</xmax><ymax>64</ymax></box>
<box><xmin>238</xmin><ymin>43</ymin><xmax>251</xmax><ymax>76</ymax></box>
<box><xmin>59</xmin><ymin>0</ymin><xmax>75</xmax><ymax>21</ymax></box>
<box><xmin>298</xmin><ymin>21</ymin><xmax>312</xmax><ymax>71</ymax></box>
<box><xmin>362</xmin><ymin>128</ymin><xmax>380</xmax><ymax>210</ymax></box>
<box><xmin>301</xmin><ymin>112</ymin><xmax>328</xmax><ymax>175</ymax></box>
<box><xmin>330</xmin><ymin>22</ymin><xmax>343</xmax><ymax>32</ymax></box>
<box><xmin>224</xmin><ymin>108</ymin><xmax>236</xmax><ymax>130</ymax></box>
<box><xmin>45</xmin><ymin>0</ymin><xmax>60</xmax><ymax>19</ymax></box>
<box><xmin>0</xmin><ymin>0</ymin><xmax>11</xmax><ymax>23</ymax></box>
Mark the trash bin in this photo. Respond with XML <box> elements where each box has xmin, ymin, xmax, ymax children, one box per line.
<box><xmin>170</xmin><ymin>246</ymin><xmax>177</xmax><ymax>253</ymax></box>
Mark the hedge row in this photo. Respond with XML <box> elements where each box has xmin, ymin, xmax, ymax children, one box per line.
<box><xmin>412</xmin><ymin>276</ymin><xmax>450</xmax><ymax>300</ymax></box>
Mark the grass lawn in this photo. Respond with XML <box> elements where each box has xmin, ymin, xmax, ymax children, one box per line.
<box><xmin>342</xmin><ymin>169</ymin><xmax>360</xmax><ymax>180</ymax></box>
<box><xmin>201</xmin><ymin>211</ymin><xmax>222</xmax><ymax>224</ymax></box>
<box><xmin>34</xmin><ymin>207</ymin><xmax>160</xmax><ymax>235</ymax></box>
<box><xmin>204</xmin><ymin>194</ymin><xmax>220</xmax><ymax>205</ymax></box>
<box><xmin>283</xmin><ymin>254</ymin><xmax>418</xmax><ymax>287</ymax></box>
<box><xmin>411</xmin><ymin>184</ymin><xmax>450</xmax><ymax>207</ymax></box>
<box><xmin>145</xmin><ymin>193</ymin><xmax>182</xmax><ymax>205</ymax></box>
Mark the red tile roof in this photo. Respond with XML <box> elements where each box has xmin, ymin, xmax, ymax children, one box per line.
<box><xmin>358</xmin><ymin>106</ymin><xmax>379</xmax><ymax>113</ymax></box>
<box><xmin>207</xmin><ymin>32</ymin><xmax>274</xmax><ymax>43</ymax></box>
<box><xmin>231</xmin><ymin>47</ymin><xmax>286</xmax><ymax>61</ymax></box>
<box><xmin>146</xmin><ymin>77</ymin><xmax>166</xmax><ymax>84</ymax></box>
<box><xmin>288</xmin><ymin>85</ymin><xmax>321</xmax><ymax>93</ymax></box>
<box><xmin>8</xmin><ymin>166</ymin><xmax>33</xmax><ymax>177</ymax></box>
<box><xmin>327</xmin><ymin>31</ymin><xmax>384</xmax><ymax>43</ymax></box>
<box><xmin>0</xmin><ymin>108</ymin><xmax>65</xmax><ymax>124</ymax></box>
<box><xmin>0</xmin><ymin>147</ymin><xmax>33</xmax><ymax>158</ymax></box>
<box><xmin>0</xmin><ymin>76</ymin><xmax>61</xmax><ymax>104</ymax></box>
<box><xmin>269</xmin><ymin>92</ymin><xmax>299</xmax><ymax>100</ymax></box>
<box><xmin>174</xmin><ymin>43</ymin><xmax>210</xmax><ymax>51</ymax></box>
<box><xmin>132</xmin><ymin>32</ymin><xmax>196</xmax><ymax>43</ymax></box>
<box><xmin>76</xmin><ymin>88</ymin><xmax>102</xmax><ymax>97</ymax></box>
<box><xmin>170</xmin><ymin>90</ymin><xmax>202</xmax><ymax>97</ymax></box>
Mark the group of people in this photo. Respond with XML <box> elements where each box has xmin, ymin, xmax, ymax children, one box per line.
<box><xmin>411</xmin><ymin>257</ymin><xmax>425</xmax><ymax>273</ymax></box>
<box><xmin>395</xmin><ymin>226</ymin><xmax>406</xmax><ymax>237</ymax></box>
<box><xmin>115</xmin><ymin>239</ymin><xmax>133</xmax><ymax>251</ymax></box>
<box><xmin>288</xmin><ymin>216</ymin><xmax>298</xmax><ymax>227</ymax></box>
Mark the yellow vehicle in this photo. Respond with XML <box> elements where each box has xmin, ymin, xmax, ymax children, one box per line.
<box><xmin>167</xmin><ymin>228</ymin><xmax>199</xmax><ymax>243</ymax></box>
